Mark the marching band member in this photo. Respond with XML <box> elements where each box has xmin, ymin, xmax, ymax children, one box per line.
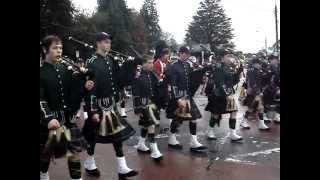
<box><xmin>154</xmin><ymin>47</ymin><xmax>170</xmax><ymax>81</ymax></box>
<box><xmin>82</xmin><ymin>32</ymin><xmax>138</xmax><ymax>178</ymax></box>
<box><xmin>166</xmin><ymin>46</ymin><xmax>207</xmax><ymax>152</ymax></box>
<box><xmin>262</xmin><ymin>53</ymin><xmax>280</xmax><ymax>123</ymax></box>
<box><xmin>40</xmin><ymin>35</ymin><xmax>89</xmax><ymax>180</ymax></box>
<box><xmin>204</xmin><ymin>53</ymin><xmax>243</xmax><ymax>141</ymax></box>
<box><xmin>241</xmin><ymin>58</ymin><xmax>270</xmax><ymax>130</ymax></box>
<box><xmin>133</xmin><ymin>54</ymin><xmax>164</xmax><ymax>161</ymax></box>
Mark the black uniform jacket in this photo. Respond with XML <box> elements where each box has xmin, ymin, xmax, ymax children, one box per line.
<box><xmin>40</xmin><ymin>61</ymin><xmax>87</xmax><ymax>128</ymax></box>
<box><xmin>132</xmin><ymin>69</ymin><xmax>160</xmax><ymax>114</ymax></box>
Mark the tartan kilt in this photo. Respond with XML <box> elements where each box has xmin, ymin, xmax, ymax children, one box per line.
<box><xmin>243</xmin><ymin>94</ymin><xmax>255</xmax><ymax>107</ymax></box>
<box><xmin>83</xmin><ymin>119</ymin><xmax>136</xmax><ymax>144</ymax></box>
<box><xmin>205</xmin><ymin>94</ymin><xmax>238</xmax><ymax>114</ymax></box>
<box><xmin>166</xmin><ymin>97</ymin><xmax>201</xmax><ymax>121</ymax></box>
<box><xmin>263</xmin><ymin>86</ymin><xmax>278</xmax><ymax>106</ymax></box>
<box><xmin>40</xmin><ymin>124</ymin><xmax>86</xmax><ymax>159</ymax></box>
<box><xmin>243</xmin><ymin>94</ymin><xmax>264</xmax><ymax>112</ymax></box>
<box><xmin>138</xmin><ymin>104</ymin><xmax>160</xmax><ymax>127</ymax></box>
<box><xmin>95</xmin><ymin>109</ymin><xmax>135</xmax><ymax>144</ymax></box>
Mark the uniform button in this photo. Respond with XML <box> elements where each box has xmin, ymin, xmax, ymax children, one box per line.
<box><xmin>59</xmin><ymin>81</ymin><xmax>62</xmax><ymax>84</ymax></box>
<box><xmin>57</xmin><ymin>75</ymin><xmax>61</xmax><ymax>78</ymax></box>
<box><xmin>61</xmin><ymin>93</ymin><xmax>64</xmax><ymax>96</ymax></box>
<box><xmin>56</xmin><ymin>69</ymin><xmax>59</xmax><ymax>72</ymax></box>
<box><xmin>63</xmin><ymin>105</ymin><xmax>67</xmax><ymax>108</ymax></box>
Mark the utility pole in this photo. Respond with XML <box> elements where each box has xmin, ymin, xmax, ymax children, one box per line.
<box><xmin>274</xmin><ymin>1</ymin><xmax>279</xmax><ymax>52</ymax></box>
<box><xmin>265</xmin><ymin>35</ymin><xmax>268</xmax><ymax>56</ymax></box>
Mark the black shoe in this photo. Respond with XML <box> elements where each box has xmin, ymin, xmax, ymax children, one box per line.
<box><xmin>121</xmin><ymin>115</ymin><xmax>127</xmax><ymax>118</ymax></box>
<box><xmin>85</xmin><ymin>168</ymin><xmax>101</xmax><ymax>177</ymax></box>
<box><xmin>152</xmin><ymin>155</ymin><xmax>164</xmax><ymax>162</ymax></box>
<box><xmin>207</xmin><ymin>136</ymin><xmax>217</xmax><ymax>140</ymax></box>
<box><xmin>241</xmin><ymin>126</ymin><xmax>251</xmax><ymax>130</ymax></box>
<box><xmin>168</xmin><ymin>143</ymin><xmax>183</xmax><ymax>150</ymax></box>
<box><xmin>190</xmin><ymin>145</ymin><xmax>207</xmax><ymax>152</ymax></box>
<box><xmin>137</xmin><ymin>148</ymin><xmax>151</xmax><ymax>154</ymax></box>
<box><xmin>264</xmin><ymin>119</ymin><xmax>271</xmax><ymax>123</ymax></box>
<box><xmin>118</xmin><ymin>170</ymin><xmax>139</xmax><ymax>178</ymax></box>
<box><xmin>231</xmin><ymin>137</ymin><xmax>243</xmax><ymax>142</ymax></box>
<box><xmin>273</xmin><ymin>120</ymin><xmax>280</xmax><ymax>124</ymax></box>
<box><xmin>259</xmin><ymin>127</ymin><xmax>271</xmax><ymax>131</ymax></box>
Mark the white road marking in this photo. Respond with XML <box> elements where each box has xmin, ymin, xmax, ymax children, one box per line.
<box><xmin>231</xmin><ymin>148</ymin><xmax>280</xmax><ymax>158</ymax></box>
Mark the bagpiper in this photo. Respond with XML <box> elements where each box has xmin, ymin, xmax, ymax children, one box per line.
<box><xmin>166</xmin><ymin>46</ymin><xmax>207</xmax><ymax>152</ymax></box>
<box><xmin>262</xmin><ymin>53</ymin><xmax>280</xmax><ymax>123</ymax></box>
<box><xmin>204</xmin><ymin>53</ymin><xmax>244</xmax><ymax>141</ymax></box>
<box><xmin>40</xmin><ymin>35</ymin><xmax>89</xmax><ymax>180</ymax></box>
<box><xmin>81</xmin><ymin>32</ymin><xmax>138</xmax><ymax>178</ymax></box>
<box><xmin>132</xmin><ymin>54</ymin><xmax>164</xmax><ymax>161</ymax></box>
<box><xmin>240</xmin><ymin>57</ymin><xmax>271</xmax><ymax>130</ymax></box>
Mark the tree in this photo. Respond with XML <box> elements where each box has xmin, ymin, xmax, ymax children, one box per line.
<box><xmin>185</xmin><ymin>0</ymin><xmax>235</xmax><ymax>58</ymax></box>
<box><xmin>140</xmin><ymin>0</ymin><xmax>162</xmax><ymax>48</ymax></box>
<box><xmin>40</xmin><ymin>0</ymin><xmax>75</xmax><ymax>39</ymax></box>
<box><xmin>161</xmin><ymin>31</ymin><xmax>178</xmax><ymax>52</ymax></box>
<box><xmin>94</xmin><ymin>0</ymin><xmax>133</xmax><ymax>53</ymax></box>
<box><xmin>128</xmin><ymin>9</ymin><xmax>149</xmax><ymax>55</ymax></box>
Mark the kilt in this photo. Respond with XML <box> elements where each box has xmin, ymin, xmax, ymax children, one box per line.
<box><xmin>166</xmin><ymin>97</ymin><xmax>201</xmax><ymax>121</ymax></box>
<box><xmin>40</xmin><ymin>124</ymin><xmax>86</xmax><ymax>159</ymax></box>
<box><xmin>154</xmin><ymin>83</ymin><xmax>169</xmax><ymax>109</ymax></box>
<box><xmin>138</xmin><ymin>104</ymin><xmax>160</xmax><ymax>127</ymax></box>
<box><xmin>205</xmin><ymin>94</ymin><xmax>238</xmax><ymax>114</ymax></box>
<box><xmin>40</xmin><ymin>111</ymin><xmax>87</xmax><ymax>159</ymax></box>
<box><xmin>243</xmin><ymin>94</ymin><xmax>255</xmax><ymax>107</ymax></box>
<box><xmin>243</xmin><ymin>94</ymin><xmax>264</xmax><ymax>112</ymax></box>
<box><xmin>262</xmin><ymin>86</ymin><xmax>278</xmax><ymax>106</ymax></box>
<box><xmin>83</xmin><ymin>106</ymin><xmax>135</xmax><ymax>144</ymax></box>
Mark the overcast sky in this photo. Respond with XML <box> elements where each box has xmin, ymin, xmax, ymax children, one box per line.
<box><xmin>72</xmin><ymin>0</ymin><xmax>280</xmax><ymax>53</ymax></box>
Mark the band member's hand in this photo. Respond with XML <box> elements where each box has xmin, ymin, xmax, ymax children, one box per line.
<box><xmin>178</xmin><ymin>98</ymin><xmax>187</xmax><ymax>108</ymax></box>
<box><xmin>91</xmin><ymin>113</ymin><xmax>100</xmax><ymax>123</ymax></box>
<box><xmin>137</xmin><ymin>113</ymin><xmax>143</xmax><ymax>118</ymax></box>
<box><xmin>85</xmin><ymin>80</ymin><xmax>94</xmax><ymax>90</ymax></box>
<box><xmin>135</xmin><ymin>66</ymin><xmax>142</xmax><ymax>78</ymax></box>
<box><xmin>48</xmin><ymin>119</ymin><xmax>60</xmax><ymax>130</ymax></box>
<box><xmin>80</xmin><ymin>67</ymin><xmax>88</xmax><ymax>73</ymax></box>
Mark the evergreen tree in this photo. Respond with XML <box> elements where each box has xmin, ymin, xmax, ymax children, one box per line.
<box><xmin>140</xmin><ymin>0</ymin><xmax>162</xmax><ymax>48</ymax></box>
<box><xmin>128</xmin><ymin>9</ymin><xmax>149</xmax><ymax>55</ymax></box>
<box><xmin>40</xmin><ymin>0</ymin><xmax>75</xmax><ymax>39</ymax></box>
<box><xmin>185</xmin><ymin>0</ymin><xmax>235</xmax><ymax>57</ymax></box>
<box><xmin>161</xmin><ymin>31</ymin><xmax>178</xmax><ymax>52</ymax></box>
<box><xmin>95</xmin><ymin>0</ymin><xmax>132</xmax><ymax>53</ymax></box>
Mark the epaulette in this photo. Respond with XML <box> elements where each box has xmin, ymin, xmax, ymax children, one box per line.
<box><xmin>87</xmin><ymin>55</ymin><xmax>97</xmax><ymax>64</ymax></box>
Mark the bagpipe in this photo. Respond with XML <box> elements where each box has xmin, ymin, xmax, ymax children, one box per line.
<box><xmin>57</xmin><ymin>55</ymin><xmax>89</xmax><ymax>74</ymax></box>
<box><xmin>67</xmin><ymin>36</ymin><xmax>143</xmax><ymax>87</ymax></box>
<box><xmin>68</xmin><ymin>36</ymin><xmax>136</xmax><ymax>63</ymax></box>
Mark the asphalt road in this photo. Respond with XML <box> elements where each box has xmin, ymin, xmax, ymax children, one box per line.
<box><xmin>48</xmin><ymin>85</ymin><xmax>280</xmax><ymax>180</ymax></box>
